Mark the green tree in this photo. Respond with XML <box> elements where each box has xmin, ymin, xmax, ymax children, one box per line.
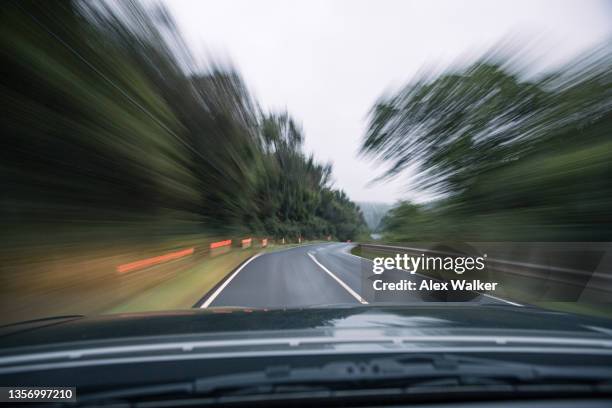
<box><xmin>363</xmin><ymin>46</ymin><xmax>612</xmax><ymax>241</ymax></box>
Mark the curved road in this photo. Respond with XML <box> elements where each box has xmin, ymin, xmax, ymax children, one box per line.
<box><xmin>199</xmin><ymin>242</ymin><xmax>515</xmax><ymax>308</ymax></box>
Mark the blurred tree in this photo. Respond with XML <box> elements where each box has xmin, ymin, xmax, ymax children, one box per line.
<box><xmin>363</xmin><ymin>46</ymin><xmax>612</xmax><ymax>241</ymax></box>
<box><xmin>0</xmin><ymin>0</ymin><xmax>367</xmax><ymax>245</ymax></box>
<box><xmin>255</xmin><ymin>113</ymin><xmax>367</xmax><ymax>241</ymax></box>
<box><xmin>363</xmin><ymin>62</ymin><xmax>547</xmax><ymax>195</ymax></box>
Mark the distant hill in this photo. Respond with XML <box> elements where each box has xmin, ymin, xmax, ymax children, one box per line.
<box><xmin>357</xmin><ymin>202</ymin><xmax>393</xmax><ymax>232</ymax></box>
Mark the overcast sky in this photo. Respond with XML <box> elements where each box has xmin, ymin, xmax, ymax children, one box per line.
<box><xmin>161</xmin><ymin>0</ymin><xmax>611</xmax><ymax>204</ymax></box>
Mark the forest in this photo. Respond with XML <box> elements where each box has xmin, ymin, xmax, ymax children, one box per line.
<box><xmin>1</xmin><ymin>0</ymin><xmax>368</xmax><ymax>246</ymax></box>
<box><xmin>363</xmin><ymin>44</ymin><xmax>611</xmax><ymax>242</ymax></box>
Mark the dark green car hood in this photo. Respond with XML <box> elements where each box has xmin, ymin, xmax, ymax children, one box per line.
<box><xmin>1</xmin><ymin>304</ymin><xmax>611</xmax><ymax>351</ymax></box>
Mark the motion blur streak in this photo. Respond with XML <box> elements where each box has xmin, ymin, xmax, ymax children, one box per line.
<box><xmin>210</xmin><ymin>240</ymin><xmax>232</xmax><ymax>249</ymax></box>
<box><xmin>362</xmin><ymin>41</ymin><xmax>612</xmax><ymax>242</ymax></box>
<box><xmin>116</xmin><ymin>248</ymin><xmax>194</xmax><ymax>274</ymax></box>
<box><xmin>0</xmin><ymin>0</ymin><xmax>367</xmax><ymax>324</ymax></box>
<box><xmin>1</xmin><ymin>0</ymin><xmax>611</xmax><ymax>324</ymax></box>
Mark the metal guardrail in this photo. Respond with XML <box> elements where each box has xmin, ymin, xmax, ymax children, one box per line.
<box><xmin>359</xmin><ymin>243</ymin><xmax>612</xmax><ymax>288</ymax></box>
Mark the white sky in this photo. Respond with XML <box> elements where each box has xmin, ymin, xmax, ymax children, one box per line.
<box><xmin>161</xmin><ymin>0</ymin><xmax>612</xmax><ymax>203</ymax></box>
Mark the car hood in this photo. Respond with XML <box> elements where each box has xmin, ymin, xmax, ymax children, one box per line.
<box><xmin>1</xmin><ymin>304</ymin><xmax>612</xmax><ymax>351</ymax></box>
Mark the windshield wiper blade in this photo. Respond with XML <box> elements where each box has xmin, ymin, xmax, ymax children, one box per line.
<box><xmin>192</xmin><ymin>354</ymin><xmax>547</xmax><ymax>393</ymax></box>
<box><xmin>78</xmin><ymin>354</ymin><xmax>612</xmax><ymax>404</ymax></box>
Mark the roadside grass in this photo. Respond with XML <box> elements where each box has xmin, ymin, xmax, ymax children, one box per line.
<box><xmin>350</xmin><ymin>245</ymin><xmax>612</xmax><ymax>319</ymax></box>
<box><xmin>104</xmin><ymin>249</ymin><xmax>258</xmax><ymax>313</ymax></box>
<box><xmin>104</xmin><ymin>240</ymin><xmax>328</xmax><ymax>314</ymax></box>
<box><xmin>0</xmin><ymin>235</ymin><xmax>327</xmax><ymax>325</ymax></box>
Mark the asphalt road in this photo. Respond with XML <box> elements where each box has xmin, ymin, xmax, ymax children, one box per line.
<box><xmin>200</xmin><ymin>242</ymin><xmax>517</xmax><ymax>308</ymax></box>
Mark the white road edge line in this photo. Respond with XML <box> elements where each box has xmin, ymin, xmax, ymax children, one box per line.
<box><xmin>341</xmin><ymin>246</ymin><xmax>523</xmax><ymax>307</ymax></box>
<box><xmin>200</xmin><ymin>253</ymin><xmax>262</xmax><ymax>308</ymax></box>
<box><xmin>481</xmin><ymin>293</ymin><xmax>523</xmax><ymax>307</ymax></box>
<box><xmin>308</xmin><ymin>253</ymin><xmax>368</xmax><ymax>305</ymax></box>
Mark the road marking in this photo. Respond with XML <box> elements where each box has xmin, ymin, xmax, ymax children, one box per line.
<box><xmin>200</xmin><ymin>253</ymin><xmax>262</xmax><ymax>308</ymax></box>
<box><xmin>482</xmin><ymin>293</ymin><xmax>523</xmax><ymax>307</ymax></box>
<box><xmin>341</xmin><ymin>246</ymin><xmax>522</xmax><ymax>307</ymax></box>
<box><xmin>307</xmin><ymin>253</ymin><xmax>368</xmax><ymax>304</ymax></box>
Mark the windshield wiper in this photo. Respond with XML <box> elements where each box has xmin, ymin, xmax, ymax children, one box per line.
<box><xmin>76</xmin><ymin>354</ymin><xmax>612</xmax><ymax>405</ymax></box>
<box><xmin>195</xmin><ymin>353</ymin><xmax>612</xmax><ymax>391</ymax></box>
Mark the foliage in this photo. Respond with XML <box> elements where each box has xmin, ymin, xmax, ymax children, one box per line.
<box><xmin>357</xmin><ymin>202</ymin><xmax>392</xmax><ymax>232</ymax></box>
<box><xmin>0</xmin><ymin>0</ymin><xmax>367</xmax><ymax>243</ymax></box>
<box><xmin>364</xmin><ymin>45</ymin><xmax>612</xmax><ymax>241</ymax></box>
